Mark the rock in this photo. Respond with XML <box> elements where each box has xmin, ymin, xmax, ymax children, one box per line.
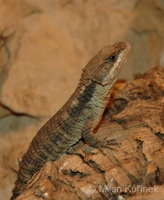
<box><xmin>0</xmin><ymin>0</ymin><xmax>140</xmax><ymax>117</ymax></box>
<box><xmin>1</xmin><ymin>0</ymin><xmax>164</xmax><ymax>116</ymax></box>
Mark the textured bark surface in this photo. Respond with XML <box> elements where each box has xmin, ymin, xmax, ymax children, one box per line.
<box><xmin>15</xmin><ymin>67</ymin><xmax>164</xmax><ymax>200</ymax></box>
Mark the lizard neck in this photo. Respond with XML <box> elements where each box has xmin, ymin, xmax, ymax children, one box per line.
<box><xmin>59</xmin><ymin>79</ymin><xmax>113</xmax><ymax>129</ymax></box>
<box><xmin>79</xmin><ymin>80</ymin><xmax>113</xmax><ymax>118</ymax></box>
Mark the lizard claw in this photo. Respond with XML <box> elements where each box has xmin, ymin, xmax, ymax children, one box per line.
<box><xmin>103</xmin><ymin>137</ymin><xmax>121</xmax><ymax>151</ymax></box>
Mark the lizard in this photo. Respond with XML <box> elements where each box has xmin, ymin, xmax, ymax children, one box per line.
<box><xmin>11</xmin><ymin>42</ymin><xmax>130</xmax><ymax>199</ymax></box>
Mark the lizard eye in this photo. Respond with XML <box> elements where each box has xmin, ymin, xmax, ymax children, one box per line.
<box><xmin>105</xmin><ymin>54</ymin><xmax>117</xmax><ymax>62</ymax></box>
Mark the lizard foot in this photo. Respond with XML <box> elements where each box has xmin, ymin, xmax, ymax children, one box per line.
<box><xmin>103</xmin><ymin>137</ymin><xmax>121</xmax><ymax>151</ymax></box>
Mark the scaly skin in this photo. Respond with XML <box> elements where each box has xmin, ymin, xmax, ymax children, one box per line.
<box><xmin>11</xmin><ymin>42</ymin><xmax>130</xmax><ymax>199</ymax></box>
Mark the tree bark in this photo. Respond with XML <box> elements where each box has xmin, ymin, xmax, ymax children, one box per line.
<box><xmin>15</xmin><ymin>66</ymin><xmax>164</xmax><ymax>200</ymax></box>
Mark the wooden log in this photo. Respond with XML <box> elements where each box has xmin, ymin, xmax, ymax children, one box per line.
<box><xmin>15</xmin><ymin>66</ymin><xmax>164</xmax><ymax>200</ymax></box>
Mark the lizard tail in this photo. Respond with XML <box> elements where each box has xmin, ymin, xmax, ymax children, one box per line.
<box><xmin>11</xmin><ymin>179</ymin><xmax>24</xmax><ymax>200</ymax></box>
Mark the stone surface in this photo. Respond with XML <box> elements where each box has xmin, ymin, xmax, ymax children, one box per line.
<box><xmin>0</xmin><ymin>0</ymin><xmax>163</xmax><ymax>117</ymax></box>
<box><xmin>0</xmin><ymin>115</ymin><xmax>43</xmax><ymax>200</ymax></box>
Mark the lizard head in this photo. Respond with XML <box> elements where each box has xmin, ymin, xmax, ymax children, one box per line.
<box><xmin>81</xmin><ymin>42</ymin><xmax>130</xmax><ymax>86</ymax></box>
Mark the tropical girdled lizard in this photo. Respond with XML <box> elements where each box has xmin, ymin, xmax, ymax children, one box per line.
<box><xmin>11</xmin><ymin>42</ymin><xmax>130</xmax><ymax>199</ymax></box>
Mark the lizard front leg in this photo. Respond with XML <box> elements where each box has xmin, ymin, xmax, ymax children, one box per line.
<box><xmin>81</xmin><ymin>121</ymin><xmax>120</xmax><ymax>150</ymax></box>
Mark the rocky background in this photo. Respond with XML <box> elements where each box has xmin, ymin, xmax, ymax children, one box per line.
<box><xmin>0</xmin><ymin>0</ymin><xmax>164</xmax><ymax>199</ymax></box>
